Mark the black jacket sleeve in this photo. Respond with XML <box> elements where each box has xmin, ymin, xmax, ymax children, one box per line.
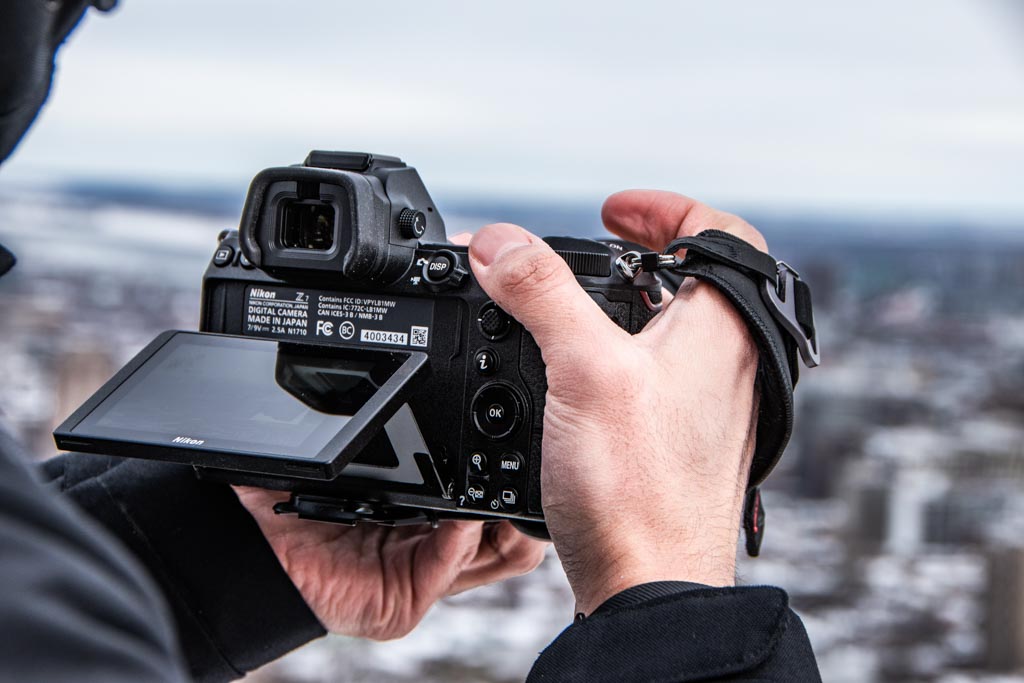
<box><xmin>0</xmin><ymin>428</ymin><xmax>188</xmax><ymax>683</ymax></box>
<box><xmin>527</xmin><ymin>582</ymin><xmax>821</xmax><ymax>682</ymax></box>
<box><xmin>41</xmin><ymin>452</ymin><xmax>326</xmax><ymax>682</ymax></box>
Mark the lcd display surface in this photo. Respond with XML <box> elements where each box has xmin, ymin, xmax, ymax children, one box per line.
<box><xmin>70</xmin><ymin>333</ymin><xmax>415</xmax><ymax>465</ymax></box>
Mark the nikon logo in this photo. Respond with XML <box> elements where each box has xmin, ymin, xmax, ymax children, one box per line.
<box><xmin>251</xmin><ymin>288</ymin><xmax>277</xmax><ymax>299</ymax></box>
<box><xmin>172</xmin><ymin>436</ymin><xmax>205</xmax><ymax>446</ymax></box>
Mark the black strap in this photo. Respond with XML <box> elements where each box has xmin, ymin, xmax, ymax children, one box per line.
<box><xmin>624</xmin><ymin>230</ymin><xmax>820</xmax><ymax>557</ymax></box>
<box><xmin>665</xmin><ymin>229</ymin><xmax>780</xmax><ymax>284</ymax></box>
<box><xmin>794</xmin><ymin>279</ymin><xmax>815</xmax><ymax>341</ymax></box>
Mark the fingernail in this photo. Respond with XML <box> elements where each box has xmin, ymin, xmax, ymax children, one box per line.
<box><xmin>469</xmin><ymin>224</ymin><xmax>532</xmax><ymax>266</ymax></box>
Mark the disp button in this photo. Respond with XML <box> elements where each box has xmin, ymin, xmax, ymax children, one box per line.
<box><xmin>422</xmin><ymin>251</ymin><xmax>456</xmax><ymax>284</ymax></box>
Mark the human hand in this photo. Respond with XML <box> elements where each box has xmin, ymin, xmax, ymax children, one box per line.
<box><xmin>236</xmin><ymin>226</ymin><xmax>545</xmax><ymax>640</ymax></box>
<box><xmin>466</xmin><ymin>190</ymin><xmax>767</xmax><ymax>615</ymax></box>
<box><xmin>235</xmin><ymin>487</ymin><xmax>546</xmax><ymax>639</ymax></box>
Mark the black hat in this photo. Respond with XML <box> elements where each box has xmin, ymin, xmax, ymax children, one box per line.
<box><xmin>0</xmin><ymin>0</ymin><xmax>117</xmax><ymax>164</ymax></box>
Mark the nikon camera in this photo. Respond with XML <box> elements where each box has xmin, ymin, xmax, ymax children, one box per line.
<box><xmin>55</xmin><ymin>151</ymin><xmax>663</xmax><ymax>536</ymax></box>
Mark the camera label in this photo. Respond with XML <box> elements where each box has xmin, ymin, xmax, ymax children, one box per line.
<box><xmin>360</xmin><ymin>329</ymin><xmax>408</xmax><ymax>346</ymax></box>
<box><xmin>244</xmin><ymin>285</ymin><xmax>434</xmax><ymax>349</ymax></box>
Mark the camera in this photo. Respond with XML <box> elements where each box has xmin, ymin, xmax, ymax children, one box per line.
<box><xmin>55</xmin><ymin>151</ymin><xmax>663</xmax><ymax>536</ymax></box>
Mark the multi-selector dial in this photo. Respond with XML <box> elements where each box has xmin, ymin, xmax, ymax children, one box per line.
<box><xmin>471</xmin><ymin>382</ymin><xmax>524</xmax><ymax>440</ymax></box>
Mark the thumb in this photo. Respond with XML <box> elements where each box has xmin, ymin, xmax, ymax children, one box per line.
<box><xmin>468</xmin><ymin>223</ymin><xmax>622</xmax><ymax>361</ymax></box>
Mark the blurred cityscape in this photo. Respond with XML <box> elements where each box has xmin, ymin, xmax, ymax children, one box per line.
<box><xmin>1</xmin><ymin>182</ymin><xmax>1023</xmax><ymax>683</ymax></box>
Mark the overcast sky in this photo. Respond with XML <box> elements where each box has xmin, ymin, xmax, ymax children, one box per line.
<box><xmin>3</xmin><ymin>0</ymin><xmax>1023</xmax><ymax>220</ymax></box>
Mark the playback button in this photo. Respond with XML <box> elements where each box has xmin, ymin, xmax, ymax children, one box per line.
<box><xmin>471</xmin><ymin>383</ymin><xmax>524</xmax><ymax>440</ymax></box>
<box><xmin>213</xmin><ymin>245</ymin><xmax>234</xmax><ymax>267</ymax></box>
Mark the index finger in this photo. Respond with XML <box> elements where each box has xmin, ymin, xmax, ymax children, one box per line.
<box><xmin>601</xmin><ymin>190</ymin><xmax>767</xmax><ymax>253</ymax></box>
<box><xmin>603</xmin><ymin>191</ymin><xmax>766</xmax><ymax>354</ymax></box>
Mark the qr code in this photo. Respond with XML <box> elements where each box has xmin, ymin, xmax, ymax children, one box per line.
<box><xmin>410</xmin><ymin>326</ymin><xmax>429</xmax><ymax>347</ymax></box>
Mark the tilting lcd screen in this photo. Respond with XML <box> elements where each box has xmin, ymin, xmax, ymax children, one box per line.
<box><xmin>63</xmin><ymin>333</ymin><xmax>426</xmax><ymax>473</ymax></box>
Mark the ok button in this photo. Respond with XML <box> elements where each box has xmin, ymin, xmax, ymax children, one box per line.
<box><xmin>472</xmin><ymin>383</ymin><xmax>524</xmax><ymax>440</ymax></box>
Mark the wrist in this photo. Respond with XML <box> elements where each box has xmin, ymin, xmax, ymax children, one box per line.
<box><xmin>563</xmin><ymin>533</ymin><xmax>739</xmax><ymax>616</ymax></box>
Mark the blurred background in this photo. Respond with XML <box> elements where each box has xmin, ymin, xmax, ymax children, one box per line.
<box><xmin>1</xmin><ymin>1</ymin><xmax>1023</xmax><ymax>681</ymax></box>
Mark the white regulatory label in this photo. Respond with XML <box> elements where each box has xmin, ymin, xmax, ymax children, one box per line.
<box><xmin>360</xmin><ymin>329</ymin><xmax>408</xmax><ymax>346</ymax></box>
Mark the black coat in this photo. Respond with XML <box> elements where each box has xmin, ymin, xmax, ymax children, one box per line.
<box><xmin>0</xmin><ymin>434</ymin><xmax>820</xmax><ymax>681</ymax></box>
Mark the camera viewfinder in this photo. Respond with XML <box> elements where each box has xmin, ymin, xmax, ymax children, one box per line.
<box><xmin>281</xmin><ymin>199</ymin><xmax>336</xmax><ymax>251</ymax></box>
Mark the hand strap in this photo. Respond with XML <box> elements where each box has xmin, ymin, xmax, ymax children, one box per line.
<box><xmin>614</xmin><ymin>230</ymin><xmax>820</xmax><ymax>556</ymax></box>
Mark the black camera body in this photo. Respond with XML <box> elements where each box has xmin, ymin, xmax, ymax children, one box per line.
<box><xmin>56</xmin><ymin>152</ymin><xmax>662</xmax><ymax>532</ymax></box>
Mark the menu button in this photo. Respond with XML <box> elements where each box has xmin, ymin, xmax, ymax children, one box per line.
<box><xmin>499</xmin><ymin>452</ymin><xmax>524</xmax><ymax>475</ymax></box>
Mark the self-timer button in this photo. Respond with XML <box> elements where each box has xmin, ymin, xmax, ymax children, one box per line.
<box><xmin>499</xmin><ymin>487</ymin><xmax>521</xmax><ymax>512</ymax></box>
<box><xmin>471</xmin><ymin>383</ymin><xmax>524</xmax><ymax>440</ymax></box>
<box><xmin>478</xmin><ymin>301</ymin><xmax>512</xmax><ymax>340</ymax></box>
<box><xmin>213</xmin><ymin>246</ymin><xmax>234</xmax><ymax>267</ymax></box>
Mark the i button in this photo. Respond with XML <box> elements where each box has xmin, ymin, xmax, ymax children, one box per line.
<box><xmin>474</xmin><ymin>349</ymin><xmax>499</xmax><ymax>376</ymax></box>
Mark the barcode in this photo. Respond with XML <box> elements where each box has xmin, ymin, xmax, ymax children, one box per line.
<box><xmin>410</xmin><ymin>326</ymin><xmax>429</xmax><ymax>347</ymax></box>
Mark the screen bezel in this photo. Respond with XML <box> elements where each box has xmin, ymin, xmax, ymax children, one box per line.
<box><xmin>53</xmin><ymin>331</ymin><xmax>429</xmax><ymax>480</ymax></box>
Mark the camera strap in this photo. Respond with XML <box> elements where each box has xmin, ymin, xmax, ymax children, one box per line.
<box><xmin>614</xmin><ymin>229</ymin><xmax>820</xmax><ymax>556</ymax></box>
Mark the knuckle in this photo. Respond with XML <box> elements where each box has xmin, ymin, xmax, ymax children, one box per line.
<box><xmin>495</xmin><ymin>247</ymin><xmax>566</xmax><ymax>304</ymax></box>
<box><xmin>740</xmin><ymin>223</ymin><xmax>768</xmax><ymax>252</ymax></box>
<box><xmin>692</xmin><ymin>204</ymin><xmax>768</xmax><ymax>252</ymax></box>
<box><xmin>511</xmin><ymin>546</ymin><xmax>545</xmax><ymax>574</ymax></box>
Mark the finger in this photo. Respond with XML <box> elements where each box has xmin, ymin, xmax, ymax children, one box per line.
<box><xmin>468</xmin><ymin>223</ymin><xmax>624</xmax><ymax>363</ymax></box>
<box><xmin>409</xmin><ymin>521</ymin><xmax>486</xmax><ymax>605</ymax></box>
<box><xmin>447</xmin><ymin>522</ymin><xmax>547</xmax><ymax>595</ymax></box>
<box><xmin>601</xmin><ymin>190</ymin><xmax>766</xmax><ymax>253</ymax></box>
<box><xmin>232</xmin><ymin>486</ymin><xmax>290</xmax><ymax>531</ymax></box>
<box><xmin>449</xmin><ymin>232</ymin><xmax>473</xmax><ymax>246</ymax></box>
<box><xmin>602</xmin><ymin>191</ymin><xmax>767</xmax><ymax>352</ymax></box>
